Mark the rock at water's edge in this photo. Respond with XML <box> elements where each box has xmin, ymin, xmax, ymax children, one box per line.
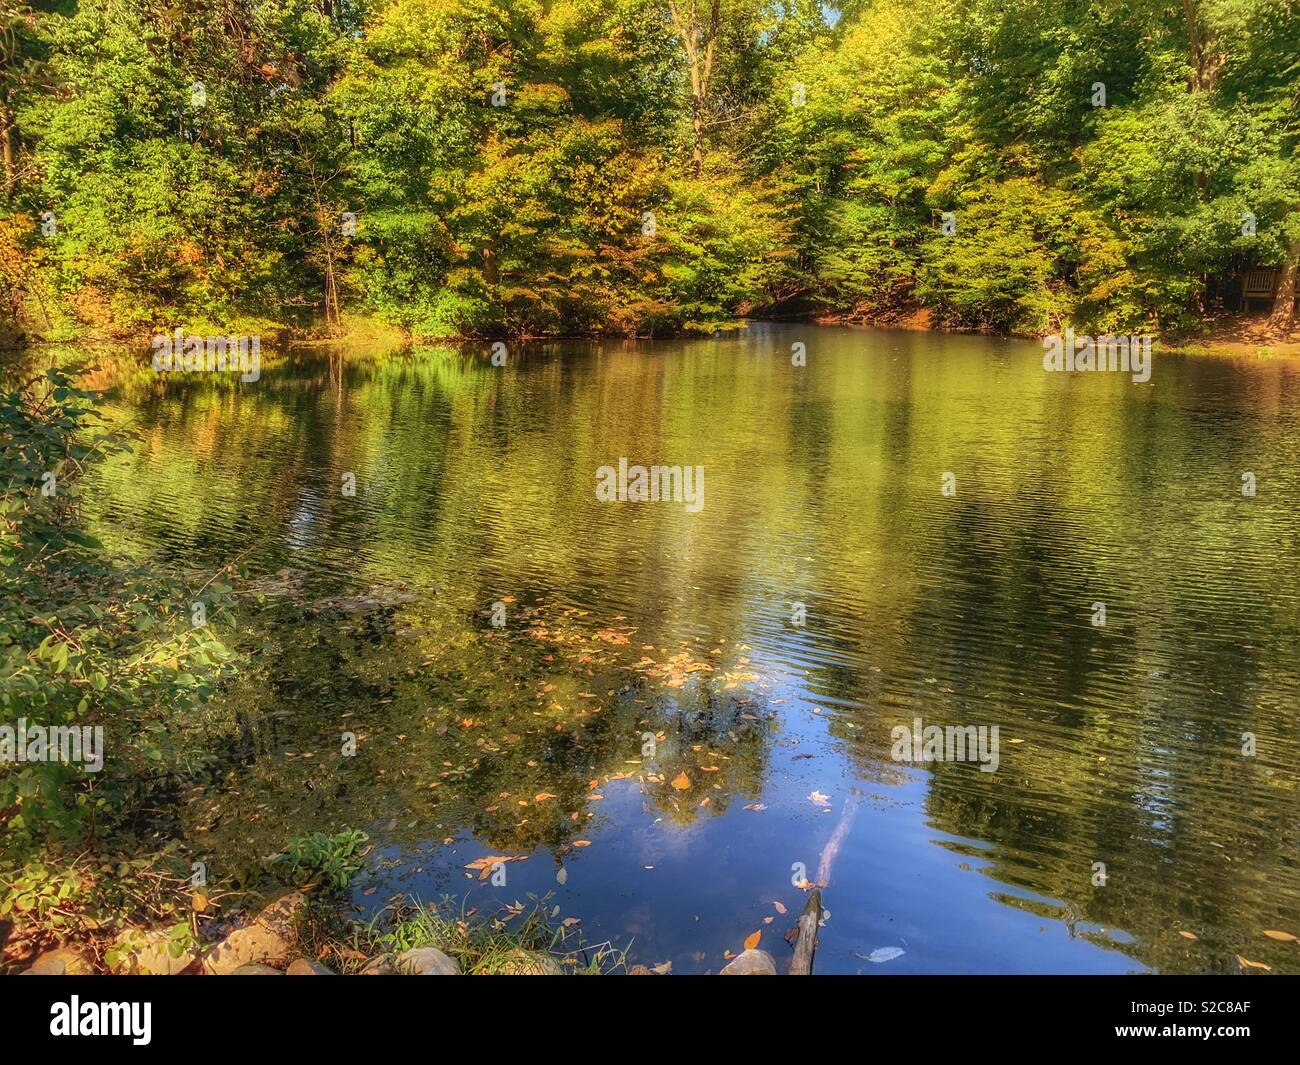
<box><xmin>719</xmin><ymin>949</ymin><xmax>777</xmax><ymax>976</ymax></box>
<box><xmin>22</xmin><ymin>948</ymin><xmax>94</xmax><ymax>976</ymax></box>
<box><xmin>287</xmin><ymin>957</ymin><xmax>335</xmax><ymax>975</ymax></box>
<box><xmin>201</xmin><ymin>890</ymin><xmax>309</xmax><ymax>975</ymax></box>
<box><xmin>394</xmin><ymin>946</ymin><xmax>461</xmax><ymax>975</ymax></box>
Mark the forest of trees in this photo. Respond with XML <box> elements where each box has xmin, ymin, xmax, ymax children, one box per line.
<box><xmin>1</xmin><ymin>0</ymin><xmax>1298</xmax><ymax>342</ymax></box>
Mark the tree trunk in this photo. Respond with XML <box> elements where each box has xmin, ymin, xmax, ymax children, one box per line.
<box><xmin>1269</xmin><ymin>242</ymin><xmax>1299</xmax><ymax>335</ymax></box>
<box><xmin>691</xmin><ymin>102</ymin><xmax>704</xmax><ymax>173</ymax></box>
<box><xmin>668</xmin><ymin>0</ymin><xmax>719</xmax><ymax>176</ymax></box>
<box><xmin>1182</xmin><ymin>0</ymin><xmax>1223</xmax><ymax>94</ymax></box>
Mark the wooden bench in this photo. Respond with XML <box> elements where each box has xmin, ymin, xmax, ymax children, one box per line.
<box><xmin>1240</xmin><ymin>269</ymin><xmax>1278</xmax><ymax>310</ymax></box>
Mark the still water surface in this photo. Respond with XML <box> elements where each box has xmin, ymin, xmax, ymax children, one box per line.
<box><xmin>85</xmin><ymin>323</ymin><xmax>1300</xmax><ymax>973</ymax></box>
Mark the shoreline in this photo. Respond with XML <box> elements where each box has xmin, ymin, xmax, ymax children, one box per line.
<box><xmin>11</xmin><ymin>310</ymin><xmax>1300</xmax><ymax>362</ymax></box>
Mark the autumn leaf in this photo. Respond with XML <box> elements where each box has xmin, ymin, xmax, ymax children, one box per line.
<box><xmin>1262</xmin><ymin>930</ymin><xmax>1297</xmax><ymax>942</ymax></box>
<box><xmin>773</xmin><ymin>900</ymin><xmax>787</xmax><ymax>915</ymax></box>
<box><xmin>1179</xmin><ymin>931</ymin><xmax>1198</xmax><ymax>940</ymax></box>
<box><xmin>1235</xmin><ymin>955</ymin><xmax>1272</xmax><ymax>971</ymax></box>
<box><xmin>671</xmin><ymin>772</ymin><xmax>691</xmax><ymax>790</ymax></box>
<box><xmin>809</xmin><ymin>790</ymin><xmax>830</xmax><ymax>807</ymax></box>
<box><xmin>572</xmin><ymin>840</ymin><xmax>591</xmax><ymax>847</ymax></box>
<box><xmin>743</xmin><ymin>930</ymin><xmax>761</xmax><ymax>951</ymax></box>
<box><xmin>464</xmin><ymin>855</ymin><xmax>526</xmax><ymax>880</ymax></box>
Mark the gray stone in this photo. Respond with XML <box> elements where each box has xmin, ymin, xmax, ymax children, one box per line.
<box><xmin>287</xmin><ymin>957</ymin><xmax>335</xmax><ymax>975</ymax></box>
<box><xmin>230</xmin><ymin>962</ymin><xmax>284</xmax><ymax>975</ymax></box>
<box><xmin>394</xmin><ymin>946</ymin><xmax>461</xmax><ymax>975</ymax></box>
<box><xmin>719</xmin><ymin>949</ymin><xmax>777</xmax><ymax>975</ymax></box>
<box><xmin>22</xmin><ymin>948</ymin><xmax>93</xmax><ymax>975</ymax></box>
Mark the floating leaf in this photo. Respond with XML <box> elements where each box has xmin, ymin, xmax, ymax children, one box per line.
<box><xmin>866</xmin><ymin>947</ymin><xmax>905</xmax><ymax>964</ymax></box>
<box><xmin>1262</xmin><ymin>930</ymin><xmax>1296</xmax><ymax>942</ymax></box>
<box><xmin>671</xmin><ymin>772</ymin><xmax>691</xmax><ymax>790</ymax></box>
<box><xmin>743</xmin><ymin>930</ymin><xmax>761</xmax><ymax>951</ymax></box>
<box><xmin>465</xmin><ymin>854</ymin><xmax>526</xmax><ymax>880</ymax></box>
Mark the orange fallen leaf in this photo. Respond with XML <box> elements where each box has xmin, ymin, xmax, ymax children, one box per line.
<box><xmin>671</xmin><ymin>772</ymin><xmax>691</xmax><ymax>790</ymax></box>
<box><xmin>1179</xmin><ymin>931</ymin><xmax>1198</xmax><ymax>940</ymax></box>
<box><xmin>1263</xmin><ymin>930</ymin><xmax>1297</xmax><ymax>942</ymax></box>
<box><xmin>572</xmin><ymin>840</ymin><xmax>591</xmax><ymax>847</ymax></box>
<box><xmin>743</xmin><ymin>930</ymin><xmax>762</xmax><ymax>951</ymax></box>
<box><xmin>1235</xmin><ymin>955</ymin><xmax>1272</xmax><ymax>971</ymax></box>
<box><xmin>464</xmin><ymin>855</ymin><xmax>526</xmax><ymax>880</ymax></box>
<box><xmin>773</xmin><ymin>900</ymin><xmax>787</xmax><ymax>915</ymax></box>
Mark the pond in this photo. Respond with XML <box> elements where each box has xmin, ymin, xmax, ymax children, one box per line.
<box><xmin>82</xmin><ymin>322</ymin><xmax>1300</xmax><ymax>974</ymax></box>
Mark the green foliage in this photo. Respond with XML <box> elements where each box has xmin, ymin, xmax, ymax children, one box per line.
<box><xmin>760</xmin><ymin>0</ymin><xmax>1300</xmax><ymax>333</ymax></box>
<box><xmin>104</xmin><ymin>919</ymin><xmax>197</xmax><ymax>972</ymax></box>
<box><xmin>2</xmin><ymin>0</ymin><xmax>1299</xmax><ymax>338</ymax></box>
<box><xmin>335</xmin><ymin>0</ymin><xmax>784</xmax><ymax>337</ymax></box>
<box><xmin>0</xmin><ymin>365</ymin><xmax>240</xmax><ymax>942</ymax></box>
<box><xmin>274</xmin><ymin>828</ymin><xmax>370</xmax><ymax>890</ymax></box>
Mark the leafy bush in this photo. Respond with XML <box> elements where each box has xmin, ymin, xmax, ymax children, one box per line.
<box><xmin>0</xmin><ymin>366</ymin><xmax>240</xmax><ymax>943</ymax></box>
<box><xmin>274</xmin><ymin>828</ymin><xmax>370</xmax><ymax>891</ymax></box>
